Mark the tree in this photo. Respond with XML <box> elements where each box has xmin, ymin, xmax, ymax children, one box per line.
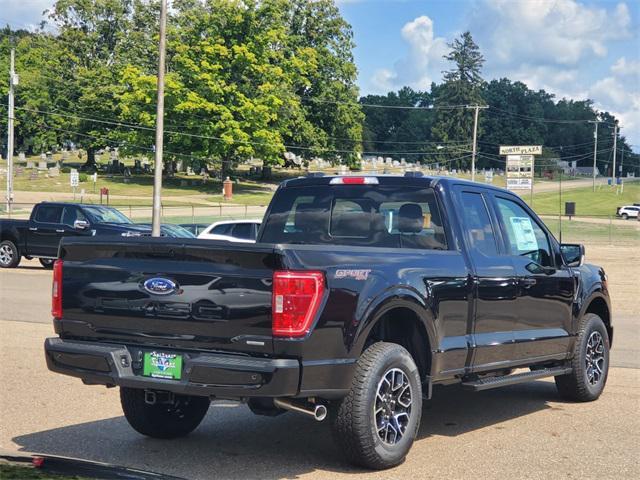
<box><xmin>45</xmin><ymin>0</ymin><xmax>139</xmax><ymax>169</ymax></box>
<box><xmin>360</xmin><ymin>87</ymin><xmax>432</xmax><ymax>160</ymax></box>
<box><xmin>431</xmin><ymin>31</ymin><xmax>485</xmax><ymax>169</ymax></box>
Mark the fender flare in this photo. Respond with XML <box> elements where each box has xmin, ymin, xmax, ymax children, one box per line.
<box><xmin>351</xmin><ymin>286</ymin><xmax>437</xmax><ymax>363</ymax></box>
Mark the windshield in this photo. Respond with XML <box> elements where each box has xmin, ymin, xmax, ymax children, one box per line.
<box><xmin>82</xmin><ymin>206</ymin><xmax>132</xmax><ymax>224</ymax></box>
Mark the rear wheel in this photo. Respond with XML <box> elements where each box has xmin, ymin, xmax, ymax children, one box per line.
<box><xmin>555</xmin><ymin>313</ymin><xmax>609</xmax><ymax>402</ymax></box>
<box><xmin>120</xmin><ymin>388</ymin><xmax>210</xmax><ymax>439</ymax></box>
<box><xmin>0</xmin><ymin>240</ymin><xmax>20</xmax><ymax>268</ymax></box>
<box><xmin>39</xmin><ymin>258</ymin><xmax>55</xmax><ymax>269</ymax></box>
<box><xmin>331</xmin><ymin>342</ymin><xmax>422</xmax><ymax>470</ymax></box>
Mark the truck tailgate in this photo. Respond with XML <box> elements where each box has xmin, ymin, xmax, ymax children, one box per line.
<box><xmin>57</xmin><ymin>238</ymin><xmax>282</xmax><ymax>355</ymax></box>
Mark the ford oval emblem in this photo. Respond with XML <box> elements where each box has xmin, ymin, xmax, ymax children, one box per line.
<box><xmin>143</xmin><ymin>277</ymin><xmax>177</xmax><ymax>295</ymax></box>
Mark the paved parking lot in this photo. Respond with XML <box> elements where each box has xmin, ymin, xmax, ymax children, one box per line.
<box><xmin>1</xmin><ymin>246</ymin><xmax>638</xmax><ymax>479</ymax></box>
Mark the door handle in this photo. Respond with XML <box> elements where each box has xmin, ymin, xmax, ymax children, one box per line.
<box><xmin>56</xmin><ymin>229</ymin><xmax>65</xmax><ymax>233</ymax></box>
<box><xmin>520</xmin><ymin>277</ymin><xmax>537</xmax><ymax>288</ymax></box>
<box><xmin>29</xmin><ymin>227</ymin><xmax>38</xmax><ymax>231</ymax></box>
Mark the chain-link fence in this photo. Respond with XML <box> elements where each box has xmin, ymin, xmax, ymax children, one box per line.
<box><xmin>2</xmin><ymin>203</ymin><xmax>637</xmax><ymax>245</ymax></box>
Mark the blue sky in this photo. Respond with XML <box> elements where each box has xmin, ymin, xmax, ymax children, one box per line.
<box><xmin>2</xmin><ymin>0</ymin><xmax>639</xmax><ymax>147</ymax></box>
<box><xmin>337</xmin><ymin>0</ymin><xmax>639</xmax><ymax>147</ymax></box>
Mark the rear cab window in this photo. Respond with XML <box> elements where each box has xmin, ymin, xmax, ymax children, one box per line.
<box><xmin>260</xmin><ymin>185</ymin><xmax>447</xmax><ymax>250</ymax></box>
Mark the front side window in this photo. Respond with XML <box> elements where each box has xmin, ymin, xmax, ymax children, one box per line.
<box><xmin>495</xmin><ymin>197</ymin><xmax>553</xmax><ymax>267</ymax></box>
<box><xmin>62</xmin><ymin>207</ymin><xmax>87</xmax><ymax>227</ymax></box>
<box><xmin>459</xmin><ymin>192</ymin><xmax>498</xmax><ymax>257</ymax></box>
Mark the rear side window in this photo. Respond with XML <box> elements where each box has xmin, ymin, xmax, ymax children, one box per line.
<box><xmin>261</xmin><ymin>185</ymin><xmax>447</xmax><ymax>250</ymax></box>
<box><xmin>35</xmin><ymin>205</ymin><xmax>63</xmax><ymax>223</ymax></box>
<box><xmin>211</xmin><ymin>224</ymin><xmax>233</xmax><ymax>235</ymax></box>
<box><xmin>232</xmin><ymin>223</ymin><xmax>254</xmax><ymax>240</ymax></box>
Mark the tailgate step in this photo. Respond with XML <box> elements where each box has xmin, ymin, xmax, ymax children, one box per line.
<box><xmin>462</xmin><ymin>367</ymin><xmax>572</xmax><ymax>391</ymax></box>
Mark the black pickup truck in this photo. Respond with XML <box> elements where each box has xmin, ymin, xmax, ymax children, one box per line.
<box><xmin>0</xmin><ymin>202</ymin><xmax>193</xmax><ymax>268</ymax></box>
<box><xmin>44</xmin><ymin>175</ymin><xmax>612</xmax><ymax>469</ymax></box>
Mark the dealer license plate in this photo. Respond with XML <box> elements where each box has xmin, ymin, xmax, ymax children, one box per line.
<box><xmin>142</xmin><ymin>351</ymin><xmax>183</xmax><ymax>380</ymax></box>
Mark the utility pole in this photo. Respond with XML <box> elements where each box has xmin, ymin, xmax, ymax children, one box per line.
<box><xmin>467</xmin><ymin>105</ymin><xmax>488</xmax><ymax>182</ymax></box>
<box><xmin>151</xmin><ymin>0</ymin><xmax>168</xmax><ymax>237</ymax></box>
<box><xmin>588</xmin><ymin>119</ymin><xmax>600</xmax><ymax>192</ymax></box>
<box><xmin>611</xmin><ymin>123</ymin><xmax>618</xmax><ymax>186</ymax></box>
<box><xmin>5</xmin><ymin>48</ymin><xmax>16</xmax><ymax>213</ymax></box>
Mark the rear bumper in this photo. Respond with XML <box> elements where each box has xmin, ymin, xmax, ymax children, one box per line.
<box><xmin>44</xmin><ymin>338</ymin><xmax>300</xmax><ymax>398</ymax></box>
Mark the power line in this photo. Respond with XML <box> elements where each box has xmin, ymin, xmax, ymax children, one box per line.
<box><xmin>11</xmin><ymin>105</ymin><xmax>473</xmax><ymax>156</ymax></box>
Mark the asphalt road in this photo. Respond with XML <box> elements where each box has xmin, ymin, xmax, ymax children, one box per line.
<box><xmin>1</xmin><ymin>257</ymin><xmax>639</xmax><ymax>479</ymax></box>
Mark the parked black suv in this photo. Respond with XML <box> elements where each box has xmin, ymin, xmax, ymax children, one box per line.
<box><xmin>44</xmin><ymin>175</ymin><xmax>612</xmax><ymax>469</ymax></box>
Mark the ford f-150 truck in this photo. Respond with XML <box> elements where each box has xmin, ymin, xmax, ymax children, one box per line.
<box><xmin>44</xmin><ymin>175</ymin><xmax>612</xmax><ymax>469</ymax></box>
<box><xmin>0</xmin><ymin>202</ymin><xmax>194</xmax><ymax>268</ymax></box>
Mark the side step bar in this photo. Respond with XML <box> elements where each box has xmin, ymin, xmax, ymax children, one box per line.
<box><xmin>462</xmin><ymin>366</ymin><xmax>572</xmax><ymax>391</ymax></box>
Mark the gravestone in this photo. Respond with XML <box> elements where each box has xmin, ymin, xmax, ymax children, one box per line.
<box><xmin>48</xmin><ymin>167</ymin><xmax>60</xmax><ymax>177</ymax></box>
<box><xmin>30</xmin><ymin>171</ymin><xmax>39</xmax><ymax>180</ymax></box>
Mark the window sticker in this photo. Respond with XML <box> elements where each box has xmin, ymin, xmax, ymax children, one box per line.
<box><xmin>509</xmin><ymin>217</ymin><xmax>538</xmax><ymax>251</ymax></box>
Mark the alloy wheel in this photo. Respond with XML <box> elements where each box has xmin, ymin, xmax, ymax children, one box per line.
<box><xmin>0</xmin><ymin>244</ymin><xmax>14</xmax><ymax>266</ymax></box>
<box><xmin>585</xmin><ymin>331</ymin><xmax>605</xmax><ymax>386</ymax></box>
<box><xmin>374</xmin><ymin>368</ymin><xmax>412</xmax><ymax>445</ymax></box>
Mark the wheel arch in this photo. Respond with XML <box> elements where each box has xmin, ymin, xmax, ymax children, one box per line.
<box><xmin>353</xmin><ymin>290</ymin><xmax>436</xmax><ymax>382</ymax></box>
<box><xmin>582</xmin><ymin>294</ymin><xmax>613</xmax><ymax>346</ymax></box>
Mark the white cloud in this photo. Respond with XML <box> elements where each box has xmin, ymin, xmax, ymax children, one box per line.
<box><xmin>611</xmin><ymin>57</ymin><xmax>640</xmax><ymax>77</ymax></box>
<box><xmin>370</xmin><ymin>15</ymin><xmax>449</xmax><ymax>93</ymax></box>
<box><xmin>476</xmin><ymin>0</ymin><xmax>632</xmax><ymax>66</ymax></box>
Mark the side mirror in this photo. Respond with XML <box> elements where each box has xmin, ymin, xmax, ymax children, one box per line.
<box><xmin>560</xmin><ymin>243</ymin><xmax>585</xmax><ymax>267</ymax></box>
<box><xmin>74</xmin><ymin>219</ymin><xmax>89</xmax><ymax>230</ymax></box>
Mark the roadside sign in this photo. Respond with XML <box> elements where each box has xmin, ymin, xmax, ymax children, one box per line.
<box><xmin>70</xmin><ymin>170</ymin><xmax>79</xmax><ymax>188</ymax></box>
<box><xmin>499</xmin><ymin>145</ymin><xmax>542</xmax><ymax>155</ymax></box>
<box><xmin>505</xmin><ymin>154</ymin><xmax>535</xmax><ymax>191</ymax></box>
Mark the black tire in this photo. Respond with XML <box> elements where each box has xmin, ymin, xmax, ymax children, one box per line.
<box><xmin>621</xmin><ymin>213</ymin><xmax>628</xmax><ymax>220</ymax></box>
<box><xmin>331</xmin><ymin>342</ymin><xmax>422</xmax><ymax>470</ymax></box>
<box><xmin>120</xmin><ymin>388</ymin><xmax>210</xmax><ymax>439</ymax></box>
<box><xmin>555</xmin><ymin>313</ymin><xmax>610</xmax><ymax>402</ymax></box>
<box><xmin>0</xmin><ymin>240</ymin><xmax>20</xmax><ymax>268</ymax></box>
<box><xmin>39</xmin><ymin>258</ymin><xmax>55</xmax><ymax>269</ymax></box>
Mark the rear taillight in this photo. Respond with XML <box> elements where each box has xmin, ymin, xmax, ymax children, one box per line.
<box><xmin>272</xmin><ymin>271</ymin><xmax>325</xmax><ymax>338</ymax></box>
<box><xmin>51</xmin><ymin>259</ymin><xmax>63</xmax><ymax>318</ymax></box>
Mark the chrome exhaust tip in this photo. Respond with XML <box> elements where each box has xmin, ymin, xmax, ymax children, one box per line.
<box><xmin>274</xmin><ymin>398</ymin><xmax>327</xmax><ymax>422</ymax></box>
<box><xmin>313</xmin><ymin>404</ymin><xmax>328</xmax><ymax>421</ymax></box>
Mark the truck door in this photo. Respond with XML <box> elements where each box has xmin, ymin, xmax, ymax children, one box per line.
<box><xmin>454</xmin><ymin>187</ymin><xmax>519</xmax><ymax>371</ymax></box>
<box><xmin>490</xmin><ymin>194</ymin><xmax>574</xmax><ymax>361</ymax></box>
<box><xmin>27</xmin><ymin>205</ymin><xmax>64</xmax><ymax>257</ymax></box>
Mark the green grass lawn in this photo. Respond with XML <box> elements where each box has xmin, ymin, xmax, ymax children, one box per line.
<box><xmin>538</xmin><ymin>217</ymin><xmax>638</xmax><ymax>244</ymax></box>
<box><xmin>525</xmin><ymin>183</ymin><xmax>640</xmax><ymax>216</ymax></box>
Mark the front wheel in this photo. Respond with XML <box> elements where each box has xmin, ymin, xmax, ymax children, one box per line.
<box><xmin>120</xmin><ymin>388</ymin><xmax>210</xmax><ymax>439</ymax></box>
<box><xmin>0</xmin><ymin>240</ymin><xmax>20</xmax><ymax>268</ymax></box>
<box><xmin>621</xmin><ymin>213</ymin><xmax>628</xmax><ymax>220</ymax></box>
<box><xmin>555</xmin><ymin>313</ymin><xmax>610</xmax><ymax>402</ymax></box>
<box><xmin>331</xmin><ymin>342</ymin><xmax>422</xmax><ymax>470</ymax></box>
